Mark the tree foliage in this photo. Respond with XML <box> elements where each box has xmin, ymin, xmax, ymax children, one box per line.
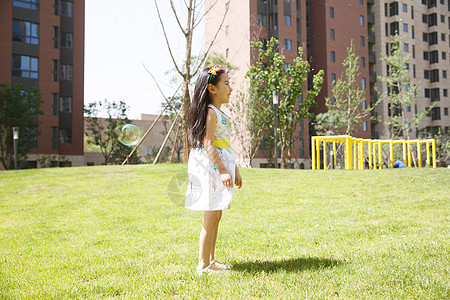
<box><xmin>315</xmin><ymin>41</ymin><xmax>375</xmax><ymax>136</ymax></box>
<box><xmin>83</xmin><ymin>99</ymin><xmax>139</xmax><ymax>165</ymax></box>
<box><xmin>378</xmin><ymin>34</ymin><xmax>428</xmax><ymax>139</ymax></box>
<box><xmin>245</xmin><ymin>37</ymin><xmax>324</xmax><ymax>168</ymax></box>
<box><xmin>0</xmin><ymin>83</ymin><xmax>43</xmax><ymax>169</ymax></box>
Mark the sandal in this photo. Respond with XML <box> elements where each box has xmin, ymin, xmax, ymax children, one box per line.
<box><xmin>196</xmin><ymin>263</ymin><xmax>228</xmax><ymax>275</ymax></box>
<box><xmin>210</xmin><ymin>258</ymin><xmax>233</xmax><ymax>269</ymax></box>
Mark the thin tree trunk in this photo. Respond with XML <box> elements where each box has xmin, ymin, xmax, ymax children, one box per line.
<box><xmin>170</xmin><ymin>123</ymin><xmax>181</xmax><ymax>163</ymax></box>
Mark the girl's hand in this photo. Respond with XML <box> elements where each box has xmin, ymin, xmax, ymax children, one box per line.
<box><xmin>235</xmin><ymin>170</ymin><xmax>243</xmax><ymax>189</ymax></box>
<box><xmin>221</xmin><ymin>170</ymin><xmax>233</xmax><ymax>188</ymax></box>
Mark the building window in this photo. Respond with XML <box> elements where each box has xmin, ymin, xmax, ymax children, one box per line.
<box><xmin>257</xmin><ymin>14</ymin><xmax>267</xmax><ymax>26</ymax></box>
<box><xmin>412</xmin><ymin>26</ymin><xmax>415</xmax><ymax>39</ymax></box>
<box><xmin>444</xmin><ymin>107</ymin><xmax>448</xmax><ymax>116</ymax></box>
<box><xmin>431</xmin><ymin>107</ymin><xmax>441</xmax><ymax>120</ymax></box>
<box><xmin>61</xmin><ymin>32</ymin><xmax>73</xmax><ymax>48</ymax></box>
<box><xmin>404</xmin><ymin>43</ymin><xmax>409</xmax><ymax>52</ymax></box>
<box><xmin>331</xmin><ymin>51</ymin><xmax>335</xmax><ymax>62</ymax></box>
<box><xmin>443</xmin><ymin>70</ymin><xmax>447</xmax><ymax>78</ymax></box>
<box><xmin>362</xmin><ymin>78</ymin><xmax>366</xmax><ymax>89</ymax></box>
<box><xmin>430</xmin><ymin>69</ymin><xmax>440</xmax><ymax>82</ymax></box>
<box><xmin>60</xmin><ymin>96</ymin><xmax>72</xmax><ymax>113</ymax></box>
<box><xmin>330</xmin><ymin>7</ymin><xmax>334</xmax><ymax>18</ymax></box>
<box><xmin>59</xmin><ymin>128</ymin><xmax>72</xmax><ymax>145</ymax></box>
<box><xmin>402</xmin><ymin>3</ymin><xmax>407</xmax><ymax>12</ymax></box>
<box><xmin>362</xmin><ymin>100</ymin><xmax>367</xmax><ymax>110</ymax></box>
<box><xmin>331</xmin><ymin>73</ymin><xmax>336</xmax><ymax>84</ymax></box>
<box><xmin>390</xmin><ymin>2</ymin><xmax>399</xmax><ymax>16</ymax></box>
<box><xmin>52</xmin><ymin>26</ymin><xmax>59</xmax><ymax>48</ymax></box>
<box><xmin>12</xmin><ymin>20</ymin><xmax>39</xmax><ymax>44</ymax></box>
<box><xmin>442</xmin><ymin>33</ymin><xmax>446</xmax><ymax>41</ymax></box>
<box><xmin>441</xmin><ymin>14</ymin><xmax>445</xmax><ymax>23</ymax></box>
<box><xmin>13</xmin><ymin>0</ymin><xmax>39</xmax><ymax>10</ymax></box>
<box><xmin>363</xmin><ymin>121</ymin><xmax>367</xmax><ymax>132</ymax></box>
<box><xmin>390</xmin><ymin>22</ymin><xmax>399</xmax><ymax>35</ymax></box>
<box><xmin>431</xmin><ymin>88</ymin><xmax>440</xmax><ymax>101</ymax></box>
<box><xmin>385</xmin><ymin>23</ymin><xmax>389</xmax><ymax>36</ymax></box>
<box><xmin>12</xmin><ymin>55</ymin><xmax>38</xmax><ymax>78</ymax></box>
<box><xmin>52</xmin><ymin>59</ymin><xmax>58</xmax><ymax>82</ymax></box>
<box><xmin>360</xmin><ymin>15</ymin><xmax>364</xmax><ymax>26</ymax></box>
<box><xmin>360</xmin><ymin>36</ymin><xmax>365</xmax><ymax>46</ymax></box>
<box><xmin>360</xmin><ymin>0</ymin><xmax>363</xmax><ymax>4</ymax></box>
<box><xmin>430</xmin><ymin>50</ymin><xmax>439</xmax><ymax>64</ymax></box>
<box><xmin>412</xmin><ymin>45</ymin><xmax>416</xmax><ymax>58</ymax></box>
<box><xmin>403</xmin><ymin>23</ymin><xmax>408</xmax><ymax>32</ymax></box>
<box><xmin>53</xmin><ymin>0</ymin><xmax>59</xmax><ymax>15</ymax></box>
<box><xmin>330</xmin><ymin>29</ymin><xmax>335</xmax><ymax>40</ymax></box>
<box><xmin>284</xmin><ymin>15</ymin><xmax>291</xmax><ymax>26</ymax></box>
<box><xmin>413</xmin><ymin>64</ymin><xmax>416</xmax><ymax>78</ymax></box>
<box><xmin>51</xmin><ymin>127</ymin><xmax>58</xmax><ymax>150</ymax></box>
<box><xmin>60</xmin><ymin>1</ymin><xmax>73</xmax><ymax>17</ymax></box>
<box><xmin>444</xmin><ymin>89</ymin><xmax>448</xmax><ymax>97</ymax></box>
<box><xmin>411</xmin><ymin>5</ymin><xmax>414</xmax><ymax>19</ymax></box>
<box><xmin>226</xmin><ymin>48</ymin><xmax>229</xmax><ymax>59</ymax></box>
<box><xmin>52</xmin><ymin>93</ymin><xmax>58</xmax><ymax>116</ymax></box>
<box><xmin>429</xmin><ymin>32</ymin><xmax>438</xmax><ymax>45</ymax></box>
<box><xmin>284</xmin><ymin>39</ymin><xmax>292</xmax><ymax>50</ymax></box>
<box><xmin>443</xmin><ymin>52</ymin><xmax>447</xmax><ymax>60</ymax></box>
<box><xmin>428</xmin><ymin>13</ymin><xmax>437</xmax><ymax>26</ymax></box>
<box><xmin>361</xmin><ymin>57</ymin><xmax>365</xmax><ymax>68</ymax></box>
<box><xmin>60</xmin><ymin>64</ymin><xmax>73</xmax><ymax>80</ymax></box>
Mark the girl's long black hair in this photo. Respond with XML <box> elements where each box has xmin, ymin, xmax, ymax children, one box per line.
<box><xmin>189</xmin><ymin>66</ymin><xmax>225</xmax><ymax>149</ymax></box>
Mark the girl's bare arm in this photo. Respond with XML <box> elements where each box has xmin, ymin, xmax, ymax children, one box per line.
<box><xmin>204</xmin><ymin>108</ymin><xmax>233</xmax><ymax>187</ymax></box>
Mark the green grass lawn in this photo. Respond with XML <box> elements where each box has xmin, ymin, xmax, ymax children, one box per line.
<box><xmin>0</xmin><ymin>164</ymin><xmax>449</xmax><ymax>299</ymax></box>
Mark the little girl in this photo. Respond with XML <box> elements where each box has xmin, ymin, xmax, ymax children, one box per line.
<box><xmin>185</xmin><ymin>66</ymin><xmax>243</xmax><ymax>275</ymax></box>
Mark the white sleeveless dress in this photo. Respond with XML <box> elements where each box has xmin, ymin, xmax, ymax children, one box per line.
<box><xmin>185</xmin><ymin>104</ymin><xmax>236</xmax><ymax>211</ymax></box>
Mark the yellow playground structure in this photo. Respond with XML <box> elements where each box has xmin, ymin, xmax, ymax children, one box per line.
<box><xmin>311</xmin><ymin>135</ymin><xmax>437</xmax><ymax>170</ymax></box>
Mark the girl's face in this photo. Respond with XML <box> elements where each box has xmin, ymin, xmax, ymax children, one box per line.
<box><xmin>209</xmin><ymin>73</ymin><xmax>232</xmax><ymax>105</ymax></box>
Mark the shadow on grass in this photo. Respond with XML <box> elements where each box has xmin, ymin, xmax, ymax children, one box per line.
<box><xmin>232</xmin><ymin>257</ymin><xmax>345</xmax><ymax>273</ymax></box>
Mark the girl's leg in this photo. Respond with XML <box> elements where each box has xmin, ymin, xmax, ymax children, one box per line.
<box><xmin>198</xmin><ymin>210</ymin><xmax>221</xmax><ymax>269</ymax></box>
<box><xmin>209</xmin><ymin>210</ymin><xmax>222</xmax><ymax>261</ymax></box>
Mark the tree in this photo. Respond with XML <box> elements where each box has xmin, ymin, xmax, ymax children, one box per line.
<box><xmin>154</xmin><ymin>0</ymin><xmax>229</xmax><ymax>162</ymax></box>
<box><xmin>419</xmin><ymin>127</ymin><xmax>450</xmax><ymax>165</ymax></box>
<box><xmin>245</xmin><ymin>37</ymin><xmax>324</xmax><ymax>168</ymax></box>
<box><xmin>378</xmin><ymin>34</ymin><xmax>428</xmax><ymax>139</ymax></box>
<box><xmin>0</xmin><ymin>83</ymin><xmax>43</xmax><ymax>170</ymax></box>
<box><xmin>159</xmin><ymin>95</ymin><xmax>183</xmax><ymax>163</ymax></box>
<box><xmin>315</xmin><ymin>41</ymin><xmax>375</xmax><ymax>136</ymax></box>
<box><xmin>83</xmin><ymin>99</ymin><xmax>139</xmax><ymax>165</ymax></box>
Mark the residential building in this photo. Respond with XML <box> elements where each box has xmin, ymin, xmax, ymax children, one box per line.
<box><xmin>0</xmin><ymin>0</ymin><xmax>84</xmax><ymax>168</ymax></box>
<box><xmin>309</xmin><ymin>0</ymin><xmax>372</xmax><ymax>139</ymax></box>
<box><xmin>370</xmin><ymin>0</ymin><xmax>450</xmax><ymax>138</ymax></box>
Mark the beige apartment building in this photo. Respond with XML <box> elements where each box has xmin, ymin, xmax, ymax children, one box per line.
<box><xmin>370</xmin><ymin>0</ymin><xmax>450</xmax><ymax>138</ymax></box>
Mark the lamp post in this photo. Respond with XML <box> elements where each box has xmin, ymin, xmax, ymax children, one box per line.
<box><xmin>272</xmin><ymin>90</ymin><xmax>279</xmax><ymax>169</ymax></box>
<box><xmin>13</xmin><ymin>127</ymin><xmax>19</xmax><ymax>170</ymax></box>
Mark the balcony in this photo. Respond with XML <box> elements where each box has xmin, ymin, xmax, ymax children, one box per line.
<box><xmin>370</xmin><ymin>91</ymin><xmax>378</xmax><ymax>104</ymax></box>
<box><xmin>369</xmin><ymin>71</ymin><xmax>377</xmax><ymax>83</ymax></box>
<box><xmin>367</xmin><ymin>12</ymin><xmax>375</xmax><ymax>24</ymax></box>
<box><xmin>369</xmin><ymin>51</ymin><xmax>376</xmax><ymax>64</ymax></box>
<box><xmin>371</xmin><ymin>111</ymin><xmax>379</xmax><ymax>124</ymax></box>
<box><xmin>368</xmin><ymin>32</ymin><xmax>375</xmax><ymax>44</ymax></box>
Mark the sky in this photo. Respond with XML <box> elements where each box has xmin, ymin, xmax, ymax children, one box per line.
<box><xmin>84</xmin><ymin>0</ymin><xmax>205</xmax><ymax>119</ymax></box>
